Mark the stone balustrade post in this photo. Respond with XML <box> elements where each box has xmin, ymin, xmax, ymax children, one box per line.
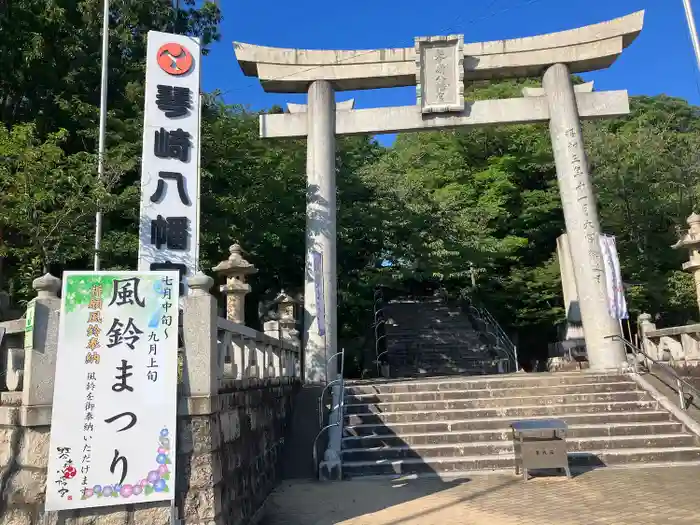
<box><xmin>182</xmin><ymin>272</ymin><xmax>220</xmax><ymax>398</ymax></box>
<box><xmin>264</xmin><ymin>319</ymin><xmax>280</xmax><ymax>339</ymax></box>
<box><xmin>21</xmin><ymin>273</ymin><xmax>61</xmax><ymax>416</ymax></box>
<box><xmin>213</xmin><ymin>243</ymin><xmax>257</xmax><ymax>325</ymax></box>
<box><xmin>637</xmin><ymin>312</ymin><xmax>658</xmax><ymax>362</ymax></box>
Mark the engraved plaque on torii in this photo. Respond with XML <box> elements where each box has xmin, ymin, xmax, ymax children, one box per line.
<box><xmin>414</xmin><ymin>34</ymin><xmax>465</xmax><ymax>114</ymax></box>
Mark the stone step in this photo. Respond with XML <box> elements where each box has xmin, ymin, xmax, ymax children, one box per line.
<box><xmin>341</xmin><ymin>434</ymin><xmax>699</xmax><ymax>461</ymax></box>
<box><xmin>387</xmin><ymin>355</ymin><xmax>494</xmax><ymax>363</ymax></box>
<box><xmin>343</xmin><ymin>411</ymin><xmax>674</xmax><ymax>436</ymax></box>
<box><xmin>387</xmin><ymin>356</ymin><xmax>494</xmax><ymax>365</ymax></box>
<box><xmin>343</xmin><ymin>391</ymin><xmax>649</xmax><ymax>414</ymax></box>
<box><xmin>344</xmin><ymin>400</ymin><xmax>659</xmax><ymax>425</ymax></box>
<box><xmin>389</xmin><ymin>367</ymin><xmax>492</xmax><ymax>378</ymax></box>
<box><xmin>344</xmin><ymin>381</ymin><xmax>640</xmax><ymax>403</ymax></box>
<box><xmin>387</xmin><ymin>347</ymin><xmax>489</xmax><ymax>354</ymax></box>
<box><xmin>341</xmin><ymin>421</ymin><xmax>687</xmax><ymax>448</ymax></box>
<box><xmin>341</xmin><ymin>447</ymin><xmax>700</xmax><ymax>477</ymax></box>
<box><xmin>387</xmin><ymin>346</ymin><xmax>483</xmax><ymax>351</ymax></box>
<box><xmin>385</xmin><ymin>332</ymin><xmax>479</xmax><ymax>345</ymax></box>
<box><xmin>346</xmin><ymin>373</ymin><xmax>631</xmax><ymax>394</ymax></box>
<box><xmin>386</xmin><ymin>326</ymin><xmax>477</xmax><ymax>332</ymax></box>
<box><xmin>386</xmin><ymin>323</ymin><xmax>475</xmax><ymax>329</ymax></box>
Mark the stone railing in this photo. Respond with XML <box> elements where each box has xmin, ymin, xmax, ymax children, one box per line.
<box><xmin>638</xmin><ymin>313</ymin><xmax>700</xmax><ymax>370</ymax></box>
<box><xmin>218</xmin><ymin>317</ymin><xmax>300</xmax><ymax>390</ymax></box>
<box><xmin>179</xmin><ymin>272</ymin><xmax>302</xmax><ymax>524</ymax></box>
<box><xmin>181</xmin><ymin>272</ymin><xmax>301</xmax><ymax>397</ymax></box>
<box><xmin>0</xmin><ymin>317</ymin><xmax>25</xmax><ymax>395</ymax></box>
<box><xmin>0</xmin><ymin>273</ymin><xmax>61</xmax><ymax>416</ymax></box>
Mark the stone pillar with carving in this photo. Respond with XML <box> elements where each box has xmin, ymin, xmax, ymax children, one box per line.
<box><xmin>213</xmin><ymin>243</ymin><xmax>258</xmax><ymax>325</ymax></box>
<box><xmin>672</xmin><ymin>213</ymin><xmax>700</xmax><ymax>315</ymax></box>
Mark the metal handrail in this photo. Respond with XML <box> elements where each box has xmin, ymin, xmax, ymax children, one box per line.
<box><xmin>312</xmin><ymin>422</ymin><xmax>339</xmax><ymax>478</ymax></box>
<box><xmin>476</xmin><ymin>304</ymin><xmax>518</xmax><ymax>367</ymax></box>
<box><xmin>318</xmin><ymin>377</ymin><xmax>341</xmax><ymax>428</ymax></box>
<box><xmin>607</xmin><ymin>334</ymin><xmax>699</xmax><ymax>410</ymax></box>
<box><xmin>317</xmin><ymin>350</ymin><xmax>345</xmax><ymax>426</ymax></box>
<box><xmin>463</xmin><ymin>299</ymin><xmax>517</xmax><ymax>373</ymax></box>
<box><xmin>373</xmin><ymin>287</ymin><xmax>387</xmax><ymax>377</ymax></box>
<box><xmin>311</xmin><ymin>347</ymin><xmax>346</xmax><ymax>480</ymax></box>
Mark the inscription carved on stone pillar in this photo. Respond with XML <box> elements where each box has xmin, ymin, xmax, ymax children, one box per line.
<box><xmin>213</xmin><ymin>244</ymin><xmax>258</xmax><ymax>324</ymax></box>
<box><xmin>414</xmin><ymin>34</ymin><xmax>464</xmax><ymax>114</ymax></box>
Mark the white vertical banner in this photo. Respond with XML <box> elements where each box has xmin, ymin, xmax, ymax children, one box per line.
<box><xmin>45</xmin><ymin>271</ymin><xmax>179</xmax><ymax>511</ymax></box>
<box><xmin>137</xmin><ymin>31</ymin><xmax>202</xmax><ymax>296</ymax></box>
<box><xmin>599</xmin><ymin>234</ymin><xmax>628</xmax><ymax>320</ymax></box>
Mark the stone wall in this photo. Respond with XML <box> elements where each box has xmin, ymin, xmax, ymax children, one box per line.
<box><xmin>0</xmin><ymin>423</ymin><xmax>174</xmax><ymax>525</ymax></box>
<box><xmin>217</xmin><ymin>378</ymin><xmax>298</xmax><ymax>524</ymax></box>
<box><xmin>0</xmin><ymin>378</ymin><xmax>299</xmax><ymax>525</ymax></box>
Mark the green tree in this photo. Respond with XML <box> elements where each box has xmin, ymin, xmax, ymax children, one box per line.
<box><xmin>0</xmin><ymin>123</ymin><xmax>117</xmax><ymax>296</ymax></box>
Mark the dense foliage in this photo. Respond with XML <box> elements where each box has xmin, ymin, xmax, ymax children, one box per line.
<box><xmin>2</xmin><ymin>1</ymin><xmax>700</xmax><ymax>369</ymax></box>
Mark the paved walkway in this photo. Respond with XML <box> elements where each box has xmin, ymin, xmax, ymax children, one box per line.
<box><xmin>261</xmin><ymin>466</ymin><xmax>700</xmax><ymax>525</ymax></box>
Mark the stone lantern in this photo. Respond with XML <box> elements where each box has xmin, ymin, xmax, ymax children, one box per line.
<box><xmin>275</xmin><ymin>290</ymin><xmax>300</xmax><ymax>348</ymax></box>
<box><xmin>263</xmin><ymin>290</ymin><xmax>301</xmax><ymax>347</ymax></box>
<box><xmin>213</xmin><ymin>244</ymin><xmax>257</xmax><ymax>324</ymax></box>
<box><xmin>672</xmin><ymin>213</ymin><xmax>700</xmax><ymax>314</ymax></box>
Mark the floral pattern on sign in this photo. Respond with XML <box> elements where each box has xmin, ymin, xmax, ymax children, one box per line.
<box><xmin>80</xmin><ymin>428</ymin><xmax>172</xmax><ymax>500</ymax></box>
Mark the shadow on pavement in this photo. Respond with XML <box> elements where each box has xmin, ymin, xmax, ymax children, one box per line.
<box><xmin>258</xmin><ymin>475</ymin><xmax>520</xmax><ymax>525</ymax></box>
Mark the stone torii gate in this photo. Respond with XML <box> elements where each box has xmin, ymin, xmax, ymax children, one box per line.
<box><xmin>233</xmin><ymin>11</ymin><xmax>645</xmax><ymax>380</ymax></box>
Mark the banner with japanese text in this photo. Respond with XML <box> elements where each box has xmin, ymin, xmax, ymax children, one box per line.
<box><xmin>45</xmin><ymin>271</ymin><xmax>179</xmax><ymax>511</ymax></box>
<box><xmin>137</xmin><ymin>31</ymin><xmax>202</xmax><ymax>297</ymax></box>
<box><xmin>312</xmin><ymin>250</ymin><xmax>325</xmax><ymax>337</ymax></box>
<box><xmin>599</xmin><ymin>234</ymin><xmax>629</xmax><ymax>320</ymax></box>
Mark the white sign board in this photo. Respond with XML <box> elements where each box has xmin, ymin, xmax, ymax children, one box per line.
<box><xmin>45</xmin><ymin>271</ymin><xmax>180</xmax><ymax>511</ymax></box>
<box><xmin>415</xmin><ymin>35</ymin><xmax>465</xmax><ymax>114</ymax></box>
<box><xmin>137</xmin><ymin>31</ymin><xmax>202</xmax><ymax>296</ymax></box>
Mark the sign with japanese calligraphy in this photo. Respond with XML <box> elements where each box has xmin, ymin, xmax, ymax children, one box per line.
<box><xmin>45</xmin><ymin>271</ymin><xmax>179</xmax><ymax>511</ymax></box>
<box><xmin>137</xmin><ymin>31</ymin><xmax>201</xmax><ymax>296</ymax></box>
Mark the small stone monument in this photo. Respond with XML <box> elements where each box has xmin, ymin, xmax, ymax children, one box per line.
<box><xmin>213</xmin><ymin>243</ymin><xmax>257</xmax><ymax>324</ymax></box>
<box><xmin>672</xmin><ymin>213</ymin><xmax>700</xmax><ymax>314</ymax></box>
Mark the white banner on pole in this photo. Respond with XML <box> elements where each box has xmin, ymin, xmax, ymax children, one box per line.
<box><xmin>599</xmin><ymin>234</ymin><xmax>628</xmax><ymax>320</ymax></box>
<box><xmin>45</xmin><ymin>271</ymin><xmax>179</xmax><ymax>511</ymax></box>
<box><xmin>137</xmin><ymin>31</ymin><xmax>202</xmax><ymax>296</ymax></box>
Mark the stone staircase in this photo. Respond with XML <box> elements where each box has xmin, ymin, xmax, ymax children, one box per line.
<box><xmin>341</xmin><ymin>372</ymin><xmax>700</xmax><ymax>478</ymax></box>
<box><xmin>383</xmin><ymin>298</ymin><xmax>507</xmax><ymax>377</ymax></box>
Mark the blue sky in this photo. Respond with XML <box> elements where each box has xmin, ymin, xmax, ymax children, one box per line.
<box><xmin>201</xmin><ymin>0</ymin><xmax>700</xmax><ymax>145</ymax></box>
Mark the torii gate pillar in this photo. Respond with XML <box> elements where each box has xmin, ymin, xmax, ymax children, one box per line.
<box><xmin>304</xmin><ymin>80</ymin><xmax>337</xmax><ymax>383</ymax></box>
<box><xmin>544</xmin><ymin>63</ymin><xmax>625</xmax><ymax>370</ymax></box>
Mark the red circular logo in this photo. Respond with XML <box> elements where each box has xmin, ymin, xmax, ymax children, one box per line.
<box><xmin>156</xmin><ymin>43</ymin><xmax>194</xmax><ymax>76</ymax></box>
<box><xmin>63</xmin><ymin>466</ymin><xmax>77</xmax><ymax>479</ymax></box>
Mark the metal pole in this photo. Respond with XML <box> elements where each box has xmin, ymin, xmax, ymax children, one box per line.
<box><xmin>682</xmin><ymin>0</ymin><xmax>700</xmax><ymax>74</ymax></box>
<box><xmin>93</xmin><ymin>0</ymin><xmax>110</xmax><ymax>271</ymax></box>
<box><xmin>194</xmin><ymin>93</ymin><xmax>203</xmax><ymax>273</ymax></box>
